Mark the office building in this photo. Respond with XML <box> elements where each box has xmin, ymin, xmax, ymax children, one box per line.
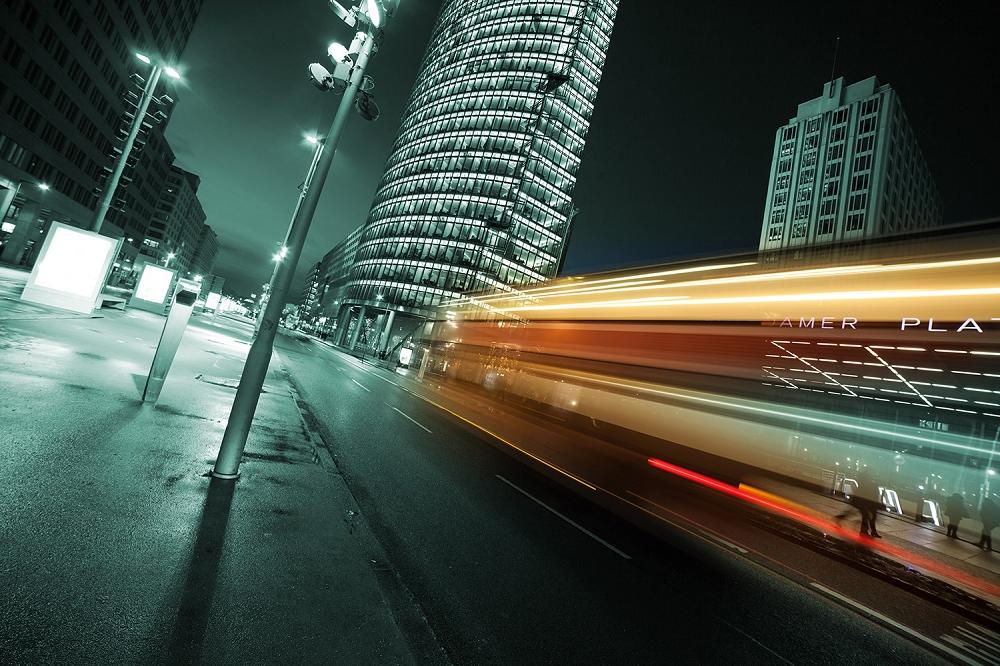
<box><xmin>140</xmin><ymin>164</ymin><xmax>206</xmax><ymax>274</ymax></box>
<box><xmin>306</xmin><ymin>225</ymin><xmax>363</xmax><ymax>338</ymax></box>
<box><xmin>189</xmin><ymin>223</ymin><xmax>218</xmax><ymax>278</ymax></box>
<box><xmin>336</xmin><ymin>0</ymin><xmax>619</xmax><ymax>353</ymax></box>
<box><xmin>1</xmin><ymin>0</ymin><xmax>202</xmax><ymax>268</ymax></box>
<box><xmin>759</xmin><ymin>76</ymin><xmax>942</xmax><ymax>252</ymax></box>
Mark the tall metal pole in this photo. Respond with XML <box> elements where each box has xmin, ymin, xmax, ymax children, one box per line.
<box><xmin>212</xmin><ymin>31</ymin><xmax>376</xmax><ymax>479</ymax></box>
<box><xmin>93</xmin><ymin>64</ymin><xmax>162</xmax><ymax>234</ymax></box>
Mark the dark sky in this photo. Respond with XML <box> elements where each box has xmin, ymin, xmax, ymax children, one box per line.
<box><xmin>167</xmin><ymin>1</ymin><xmax>1000</xmax><ymax>296</ymax></box>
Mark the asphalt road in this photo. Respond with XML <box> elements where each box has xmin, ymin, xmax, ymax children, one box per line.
<box><xmin>274</xmin><ymin>333</ymin><xmax>979</xmax><ymax>665</ymax></box>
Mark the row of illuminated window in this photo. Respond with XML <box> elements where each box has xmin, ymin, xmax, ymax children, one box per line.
<box><xmin>384</xmin><ymin>149</ymin><xmax>525</xmax><ymax>185</ymax></box>
<box><xmin>404</xmin><ymin>71</ymin><xmax>549</xmax><ymax>120</ymax></box>
<box><xmin>438</xmin><ymin>1</ymin><xmax>589</xmax><ymax>42</ymax></box>
<box><xmin>396</xmin><ymin>109</ymin><xmax>538</xmax><ymax>150</ymax></box>
<box><xmin>373</xmin><ymin>172</ymin><xmax>519</xmax><ymax>209</ymax></box>
<box><xmin>360</xmin><ymin>209</ymin><xmax>564</xmax><ymax>254</ymax></box>
<box><xmin>427</xmin><ymin>30</ymin><xmax>580</xmax><ymax>77</ymax></box>
<box><xmin>360</xmin><ymin>252</ymin><xmax>550</xmax><ymax>295</ymax></box>
<box><xmin>399</xmin><ymin>89</ymin><xmax>541</xmax><ymax>136</ymax></box>
<box><xmin>413</xmin><ymin>51</ymin><xmax>574</xmax><ymax>104</ymax></box>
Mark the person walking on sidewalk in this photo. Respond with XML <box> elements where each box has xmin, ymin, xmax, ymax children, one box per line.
<box><xmin>978</xmin><ymin>498</ymin><xmax>998</xmax><ymax>551</ymax></box>
<box><xmin>945</xmin><ymin>493</ymin><xmax>967</xmax><ymax>538</ymax></box>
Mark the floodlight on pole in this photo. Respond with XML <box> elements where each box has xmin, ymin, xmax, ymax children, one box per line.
<box><xmin>136</xmin><ymin>52</ymin><xmax>152</xmax><ymax>64</ymax></box>
<box><xmin>38</xmin><ymin>183</ymin><xmax>50</xmax><ymax>191</ymax></box>
<box><xmin>163</xmin><ymin>66</ymin><xmax>182</xmax><ymax>80</ymax></box>
<box><xmin>327</xmin><ymin>42</ymin><xmax>349</xmax><ymax>62</ymax></box>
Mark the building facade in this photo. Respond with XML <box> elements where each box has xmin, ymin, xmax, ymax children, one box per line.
<box><xmin>336</xmin><ymin>0</ymin><xmax>619</xmax><ymax>353</ymax></box>
<box><xmin>759</xmin><ymin>76</ymin><xmax>942</xmax><ymax>252</ymax></box>
<box><xmin>1</xmin><ymin>0</ymin><xmax>202</xmax><ymax>271</ymax></box>
<box><xmin>140</xmin><ymin>164</ymin><xmax>207</xmax><ymax>275</ymax></box>
<box><xmin>189</xmin><ymin>223</ymin><xmax>218</xmax><ymax>278</ymax></box>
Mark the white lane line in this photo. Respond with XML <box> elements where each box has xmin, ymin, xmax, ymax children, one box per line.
<box><xmin>350</xmin><ymin>378</ymin><xmax>370</xmax><ymax>392</ymax></box>
<box><xmin>323</xmin><ymin>349</ymin><xmax>596</xmax><ymax>490</ymax></box>
<box><xmin>624</xmin><ymin>491</ymin><xmax>748</xmax><ymax>554</ymax></box>
<box><xmin>390</xmin><ymin>405</ymin><xmax>432</xmax><ymax>433</ymax></box>
<box><xmin>809</xmin><ymin>583</ymin><xmax>979</xmax><ymax>665</ymax></box>
<box><xmin>496</xmin><ymin>474</ymin><xmax>631</xmax><ymax>560</ymax></box>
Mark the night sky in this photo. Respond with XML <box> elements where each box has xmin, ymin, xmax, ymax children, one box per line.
<box><xmin>167</xmin><ymin>1</ymin><xmax>1000</xmax><ymax>296</ymax></box>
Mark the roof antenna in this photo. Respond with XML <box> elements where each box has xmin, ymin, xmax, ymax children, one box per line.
<box><xmin>828</xmin><ymin>36</ymin><xmax>840</xmax><ymax>95</ymax></box>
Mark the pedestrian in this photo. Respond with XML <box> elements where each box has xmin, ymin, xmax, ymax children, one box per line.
<box><xmin>836</xmin><ymin>472</ymin><xmax>882</xmax><ymax>538</ymax></box>
<box><xmin>944</xmin><ymin>493</ymin><xmax>967</xmax><ymax>538</ymax></box>
<box><xmin>978</xmin><ymin>498</ymin><xmax>999</xmax><ymax>551</ymax></box>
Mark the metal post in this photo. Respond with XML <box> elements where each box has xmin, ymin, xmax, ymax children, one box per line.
<box><xmin>212</xmin><ymin>32</ymin><xmax>376</xmax><ymax>479</ymax></box>
<box><xmin>93</xmin><ymin>65</ymin><xmax>162</xmax><ymax>234</ymax></box>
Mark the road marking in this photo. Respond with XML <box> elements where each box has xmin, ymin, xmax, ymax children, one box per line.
<box><xmin>942</xmin><ymin>622</ymin><xmax>1000</xmax><ymax>665</ymax></box>
<box><xmin>321</xmin><ymin>347</ymin><xmax>595</xmax><ymax>489</ymax></box>
<box><xmin>350</xmin><ymin>378</ymin><xmax>370</xmax><ymax>392</ymax></box>
<box><xmin>390</xmin><ymin>405</ymin><xmax>432</xmax><ymax>433</ymax></box>
<box><xmin>496</xmin><ymin>474</ymin><xmax>630</xmax><ymax>560</ymax></box>
<box><xmin>809</xmin><ymin>583</ymin><xmax>979</xmax><ymax>665</ymax></box>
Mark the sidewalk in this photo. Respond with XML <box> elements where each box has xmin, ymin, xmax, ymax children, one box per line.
<box><xmin>0</xmin><ymin>276</ymin><xmax>434</xmax><ymax>663</ymax></box>
<box><xmin>756</xmin><ymin>478</ymin><xmax>1000</xmax><ymax>603</ymax></box>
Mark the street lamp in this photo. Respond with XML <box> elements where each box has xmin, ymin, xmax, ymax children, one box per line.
<box><xmin>213</xmin><ymin>0</ymin><xmax>397</xmax><ymax>480</ymax></box>
<box><xmin>92</xmin><ymin>52</ymin><xmax>181</xmax><ymax>234</ymax></box>
<box><xmin>164</xmin><ymin>251</ymin><xmax>176</xmax><ymax>267</ymax></box>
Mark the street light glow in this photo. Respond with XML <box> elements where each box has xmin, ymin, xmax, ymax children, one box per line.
<box><xmin>136</xmin><ymin>52</ymin><xmax>152</xmax><ymax>64</ymax></box>
<box><xmin>37</xmin><ymin>183</ymin><xmax>50</xmax><ymax>191</ymax></box>
<box><xmin>305</xmin><ymin>134</ymin><xmax>319</xmax><ymax>145</ymax></box>
<box><xmin>366</xmin><ymin>0</ymin><xmax>381</xmax><ymax>27</ymax></box>
<box><xmin>327</xmin><ymin>42</ymin><xmax>349</xmax><ymax>62</ymax></box>
<box><xmin>163</xmin><ymin>66</ymin><xmax>181</xmax><ymax>80</ymax></box>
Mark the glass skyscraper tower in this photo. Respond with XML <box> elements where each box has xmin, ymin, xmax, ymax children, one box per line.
<box><xmin>334</xmin><ymin>0</ymin><xmax>618</xmax><ymax>353</ymax></box>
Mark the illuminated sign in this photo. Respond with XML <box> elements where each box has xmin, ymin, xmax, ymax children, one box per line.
<box><xmin>21</xmin><ymin>222</ymin><xmax>118</xmax><ymax>314</ymax></box>
<box><xmin>399</xmin><ymin>347</ymin><xmax>413</xmax><ymax>365</ymax></box>
<box><xmin>205</xmin><ymin>292</ymin><xmax>221</xmax><ymax>310</ymax></box>
<box><xmin>775</xmin><ymin>316</ymin><xmax>1000</xmax><ymax>332</ymax></box>
<box><xmin>1</xmin><ymin>221</ymin><xmax>14</xmax><ymax>233</ymax></box>
<box><xmin>129</xmin><ymin>263</ymin><xmax>176</xmax><ymax>313</ymax></box>
<box><xmin>135</xmin><ymin>264</ymin><xmax>174</xmax><ymax>303</ymax></box>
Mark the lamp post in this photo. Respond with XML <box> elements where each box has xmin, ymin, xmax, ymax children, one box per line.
<box><xmin>213</xmin><ymin>0</ymin><xmax>394</xmax><ymax>479</ymax></box>
<box><xmin>92</xmin><ymin>53</ymin><xmax>180</xmax><ymax>234</ymax></box>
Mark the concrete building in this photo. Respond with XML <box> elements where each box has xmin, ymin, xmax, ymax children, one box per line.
<box><xmin>189</xmin><ymin>223</ymin><xmax>218</xmax><ymax>278</ymax></box>
<box><xmin>314</xmin><ymin>226</ymin><xmax>363</xmax><ymax>339</ymax></box>
<box><xmin>335</xmin><ymin>0</ymin><xmax>619</xmax><ymax>354</ymax></box>
<box><xmin>140</xmin><ymin>165</ymin><xmax>206</xmax><ymax>275</ymax></box>
<box><xmin>1</xmin><ymin>0</ymin><xmax>202</xmax><ymax>271</ymax></box>
<box><xmin>759</xmin><ymin>76</ymin><xmax>942</xmax><ymax>252</ymax></box>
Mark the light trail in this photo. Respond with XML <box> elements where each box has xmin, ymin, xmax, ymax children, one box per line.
<box><xmin>647</xmin><ymin>457</ymin><xmax>1000</xmax><ymax>600</ymax></box>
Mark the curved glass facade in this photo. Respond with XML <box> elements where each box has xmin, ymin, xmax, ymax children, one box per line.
<box><xmin>345</xmin><ymin>0</ymin><xmax>618</xmax><ymax>319</ymax></box>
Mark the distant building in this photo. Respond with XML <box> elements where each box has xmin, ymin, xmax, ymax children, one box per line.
<box><xmin>298</xmin><ymin>260</ymin><xmax>322</xmax><ymax>330</ymax></box>
<box><xmin>0</xmin><ymin>0</ymin><xmax>202</xmax><ymax>269</ymax></box>
<box><xmin>331</xmin><ymin>0</ymin><xmax>619</xmax><ymax>354</ymax></box>
<box><xmin>312</xmin><ymin>226</ymin><xmax>363</xmax><ymax>338</ymax></box>
<box><xmin>189</xmin><ymin>223</ymin><xmax>218</xmax><ymax>278</ymax></box>
<box><xmin>141</xmin><ymin>165</ymin><xmax>207</xmax><ymax>275</ymax></box>
<box><xmin>759</xmin><ymin>76</ymin><xmax>942</xmax><ymax>252</ymax></box>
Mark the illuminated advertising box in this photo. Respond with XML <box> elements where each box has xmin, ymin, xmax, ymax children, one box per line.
<box><xmin>21</xmin><ymin>222</ymin><xmax>119</xmax><ymax>315</ymax></box>
<box><xmin>205</xmin><ymin>292</ymin><xmax>221</xmax><ymax>310</ymax></box>
<box><xmin>129</xmin><ymin>263</ymin><xmax>177</xmax><ymax>313</ymax></box>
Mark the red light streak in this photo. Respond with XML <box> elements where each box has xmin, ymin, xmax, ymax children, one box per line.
<box><xmin>646</xmin><ymin>457</ymin><xmax>1000</xmax><ymax>599</ymax></box>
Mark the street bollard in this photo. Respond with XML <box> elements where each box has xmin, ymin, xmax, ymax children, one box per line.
<box><xmin>142</xmin><ymin>280</ymin><xmax>199</xmax><ymax>403</ymax></box>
